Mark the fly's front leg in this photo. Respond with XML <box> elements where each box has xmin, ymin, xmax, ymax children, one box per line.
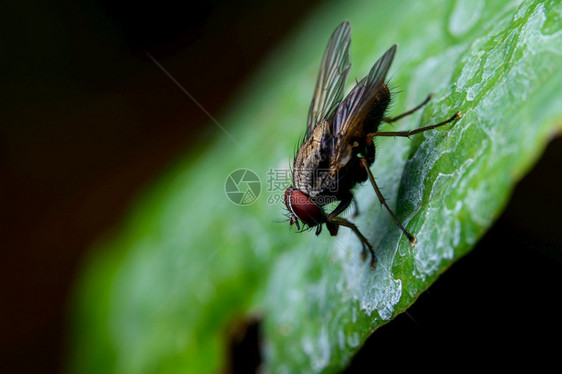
<box><xmin>325</xmin><ymin>192</ymin><xmax>359</xmax><ymax>238</ymax></box>
<box><xmin>326</xmin><ymin>192</ymin><xmax>353</xmax><ymax>220</ymax></box>
<box><xmin>328</xmin><ymin>216</ymin><xmax>376</xmax><ymax>269</ymax></box>
<box><xmin>324</xmin><ymin>192</ymin><xmax>353</xmax><ymax>237</ymax></box>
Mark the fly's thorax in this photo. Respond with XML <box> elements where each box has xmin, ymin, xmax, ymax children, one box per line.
<box><xmin>293</xmin><ymin>120</ymin><xmax>336</xmax><ymax>197</ymax></box>
<box><xmin>332</xmin><ymin>142</ymin><xmax>354</xmax><ymax>168</ymax></box>
<box><xmin>294</xmin><ymin>120</ymin><xmax>331</xmax><ymax>170</ymax></box>
<box><xmin>293</xmin><ymin>168</ymin><xmax>340</xmax><ymax>201</ymax></box>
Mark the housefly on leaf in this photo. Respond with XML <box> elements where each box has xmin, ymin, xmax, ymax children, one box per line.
<box><xmin>284</xmin><ymin>21</ymin><xmax>461</xmax><ymax>269</ymax></box>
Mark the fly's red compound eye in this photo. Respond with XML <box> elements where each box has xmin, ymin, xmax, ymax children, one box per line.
<box><xmin>284</xmin><ymin>187</ymin><xmax>325</xmax><ymax>228</ymax></box>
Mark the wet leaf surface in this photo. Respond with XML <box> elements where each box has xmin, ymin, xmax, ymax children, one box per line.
<box><xmin>70</xmin><ymin>1</ymin><xmax>562</xmax><ymax>373</ymax></box>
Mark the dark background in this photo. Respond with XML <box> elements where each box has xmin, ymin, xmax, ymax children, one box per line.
<box><xmin>1</xmin><ymin>1</ymin><xmax>560</xmax><ymax>373</ymax></box>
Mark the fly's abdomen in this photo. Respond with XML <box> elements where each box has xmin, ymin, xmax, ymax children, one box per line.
<box><xmin>363</xmin><ymin>84</ymin><xmax>391</xmax><ymax>134</ymax></box>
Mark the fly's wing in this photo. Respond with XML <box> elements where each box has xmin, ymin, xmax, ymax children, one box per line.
<box><xmin>330</xmin><ymin>45</ymin><xmax>396</xmax><ymax>165</ymax></box>
<box><xmin>306</xmin><ymin>21</ymin><xmax>352</xmax><ymax>139</ymax></box>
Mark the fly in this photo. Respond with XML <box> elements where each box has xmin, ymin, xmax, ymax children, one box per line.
<box><xmin>284</xmin><ymin>21</ymin><xmax>461</xmax><ymax>269</ymax></box>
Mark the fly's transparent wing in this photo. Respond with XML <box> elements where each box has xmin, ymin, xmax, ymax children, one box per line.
<box><xmin>306</xmin><ymin>21</ymin><xmax>352</xmax><ymax>138</ymax></box>
<box><xmin>330</xmin><ymin>45</ymin><xmax>396</xmax><ymax>163</ymax></box>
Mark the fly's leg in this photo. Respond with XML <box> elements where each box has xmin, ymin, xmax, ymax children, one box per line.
<box><xmin>350</xmin><ymin>196</ymin><xmax>360</xmax><ymax>218</ymax></box>
<box><xmin>382</xmin><ymin>94</ymin><xmax>433</xmax><ymax>123</ymax></box>
<box><xmin>328</xmin><ymin>216</ymin><xmax>376</xmax><ymax>269</ymax></box>
<box><xmin>379</xmin><ymin>92</ymin><xmax>461</xmax><ymax>136</ymax></box>
<box><xmin>326</xmin><ymin>192</ymin><xmax>353</xmax><ymax>220</ymax></box>
<box><xmin>371</xmin><ymin>112</ymin><xmax>461</xmax><ymax>138</ymax></box>
<box><xmin>324</xmin><ymin>193</ymin><xmax>353</xmax><ymax>237</ymax></box>
<box><xmin>362</xmin><ymin>107</ymin><xmax>461</xmax><ymax>249</ymax></box>
<box><xmin>358</xmin><ymin>157</ymin><xmax>417</xmax><ymax>247</ymax></box>
<box><xmin>326</xmin><ymin>191</ymin><xmax>360</xmax><ymax>225</ymax></box>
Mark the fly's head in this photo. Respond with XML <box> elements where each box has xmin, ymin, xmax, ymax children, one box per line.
<box><xmin>284</xmin><ymin>186</ymin><xmax>326</xmax><ymax>231</ymax></box>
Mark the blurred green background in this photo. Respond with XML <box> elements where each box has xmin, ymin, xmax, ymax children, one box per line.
<box><xmin>1</xmin><ymin>0</ymin><xmax>561</xmax><ymax>373</ymax></box>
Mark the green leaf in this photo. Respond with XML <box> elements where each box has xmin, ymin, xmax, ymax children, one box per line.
<box><xmin>69</xmin><ymin>0</ymin><xmax>562</xmax><ymax>373</ymax></box>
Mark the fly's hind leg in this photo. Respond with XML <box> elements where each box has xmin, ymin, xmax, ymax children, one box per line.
<box><xmin>379</xmin><ymin>92</ymin><xmax>461</xmax><ymax>136</ymax></box>
<box><xmin>329</xmin><ymin>216</ymin><xmax>377</xmax><ymax>269</ymax></box>
<box><xmin>383</xmin><ymin>94</ymin><xmax>433</xmax><ymax>123</ymax></box>
<box><xmin>371</xmin><ymin>112</ymin><xmax>461</xmax><ymax>138</ymax></box>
